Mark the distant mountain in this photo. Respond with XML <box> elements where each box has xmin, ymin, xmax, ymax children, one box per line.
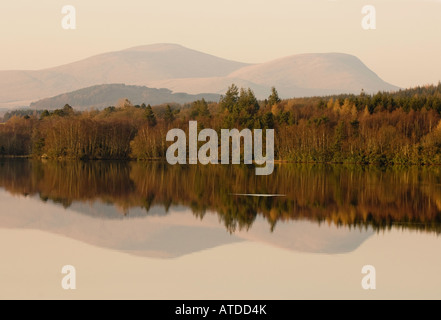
<box><xmin>229</xmin><ymin>53</ymin><xmax>399</xmax><ymax>98</ymax></box>
<box><xmin>150</xmin><ymin>53</ymin><xmax>399</xmax><ymax>99</ymax></box>
<box><xmin>0</xmin><ymin>43</ymin><xmax>399</xmax><ymax>107</ymax></box>
<box><xmin>0</xmin><ymin>44</ymin><xmax>248</xmax><ymax>107</ymax></box>
<box><xmin>30</xmin><ymin>84</ymin><xmax>220</xmax><ymax>110</ymax></box>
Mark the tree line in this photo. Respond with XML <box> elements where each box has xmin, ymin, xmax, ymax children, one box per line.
<box><xmin>1</xmin><ymin>83</ymin><xmax>441</xmax><ymax>165</ymax></box>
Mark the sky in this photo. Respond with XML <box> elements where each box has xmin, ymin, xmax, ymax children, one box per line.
<box><xmin>0</xmin><ymin>0</ymin><xmax>440</xmax><ymax>88</ymax></box>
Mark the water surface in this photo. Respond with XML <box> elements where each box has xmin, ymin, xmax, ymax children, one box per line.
<box><xmin>0</xmin><ymin>160</ymin><xmax>440</xmax><ymax>299</ymax></box>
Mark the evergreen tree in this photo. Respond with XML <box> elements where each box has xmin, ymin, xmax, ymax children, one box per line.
<box><xmin>220</xmin><ymin>84</ymin><xmax>239</xmax><ymax>112</ymax></box>
<box><xmin>262</xmin><ymin>112</ymin><xmax>275</xmax><ymax>129</ymax></box>
<box><xmin>191</xmin><ymin>99</ymin><xmax>210</xmax><ymax>118</ymax></box>
<box><xmin>164</xmin><ymin>105</ymin><xmax>175</xmax><ymax>124</ymax></box>
<box><xmin>237</xmin><ymin>88</ymin><xmax>259</xmax><ymax>115</ymax></box>
<box><xmin>40</xmin><ymin>110</ymin><xmax>50</xmax><ymax>119</ymax></box>
<box><xmin>145</xmin><ymin>104</ymin><xmax>157</xmax><ymax>127</ymax></box>
<box><xmin>62</xmin><ymin>104</ymin><xmax>74</xmax><ymax>116</ymax></box>
<box><xmin>268</xmin><ymin>87</ymin><xmax>281</xmax><ymax>106</ymax></box>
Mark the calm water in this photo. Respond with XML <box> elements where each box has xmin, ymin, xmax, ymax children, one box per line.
<box><xmin>0</xmin><ymin>159</ymin><xmax>440</xmax><ymax>299</ymax></box>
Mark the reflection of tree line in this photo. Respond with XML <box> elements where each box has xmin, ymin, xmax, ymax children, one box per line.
<box><xmin>1</xmin><ymin>160</ymin><xmax>441</xmax><ymax>234</ymax></box>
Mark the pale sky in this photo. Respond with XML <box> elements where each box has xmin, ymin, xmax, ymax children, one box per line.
<box><xmin>0</xmin><ymin>0</ymin><xmax>440</xmax><ymax>88</ymax></box>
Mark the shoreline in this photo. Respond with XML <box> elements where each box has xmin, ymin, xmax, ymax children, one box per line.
<box><xmin>1</xmin><ymin>156</ymin><xmax>441</xmax><ymax>167</ymax></box>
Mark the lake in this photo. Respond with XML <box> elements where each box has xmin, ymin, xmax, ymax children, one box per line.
<box><xmin>0</xmin><ymin>159</ymin><xmax>440</xmax><ymax>299</ymax></box>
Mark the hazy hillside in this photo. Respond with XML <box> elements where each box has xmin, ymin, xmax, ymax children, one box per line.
<box><xmin>229</xmin><ymin>53</ymin><xmax>399</xmax><ymax>97</ymax></box>
<box><xmin>155</xmin><ymin>53</ymin><xmax>400</xmax><ymax>99</ymax></box>
<box><xmin>147</xmin><ymin>76</ymin><xmax>270</xmax><ymax>97</ymax></box>
<box><xmin>0</xmin><ymin>44</ymin><xmax>399</xmax><ymax>107</ymax></box>
<box><xmin>0</xmin><ymin>44</ymin><xmax>248</xmax><ymax>107</ymax></box>
<box><xmin>30</xmin><ymin>84</ymin><xmax>220</xmax><ymax>110</ymax></box>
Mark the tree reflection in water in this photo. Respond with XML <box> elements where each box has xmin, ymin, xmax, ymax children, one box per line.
<box><xmin>1</xmin><ymin>159</ymin><xmax>441</xmax><ymax>234</ymax></box>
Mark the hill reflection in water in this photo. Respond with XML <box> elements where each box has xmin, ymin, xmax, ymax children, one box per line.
<box><xmin>0</xmin><ymin>160</ymin><xmax>441</xmax><ymax>258</ymax></box>
<box><xmin>1</xmin><ymin>159</ymin><xmax>441</xmax><ymax>235</ymax></box>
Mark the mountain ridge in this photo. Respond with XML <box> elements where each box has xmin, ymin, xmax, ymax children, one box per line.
<box><xmin>0</xmin><ymin>43</ymin><xmax>399</xmax><ymax>108</ymax></box>
<box><xmin>30</xmin><ymin>84</ymin><xmax>220</xmax><ymax>110</ymax></box>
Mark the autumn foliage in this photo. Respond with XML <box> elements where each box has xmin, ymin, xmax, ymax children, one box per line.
<box><xmin>1</xmin><ymin>83</ymin><xmax>441</xmax><ymax>165</ymax></box>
